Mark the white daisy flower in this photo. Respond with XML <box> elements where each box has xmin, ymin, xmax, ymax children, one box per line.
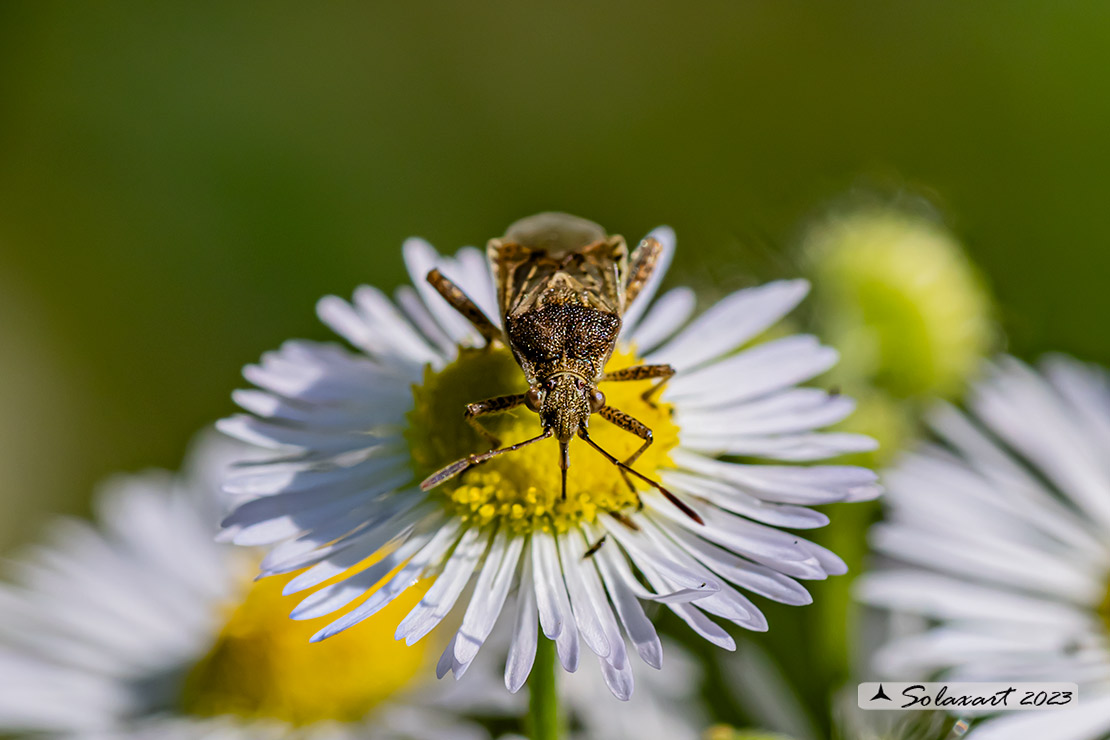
<box><xmin>218</xmin><ymin>213</ymin><xmax>880</xmax><ymax>699</ymax></box>
<box><xmin>857</xmin><ymin>354</ymin><xmax>1110</xmax><ymax>740</ymax></box>
<box><xmin>0</xmin><ymin>432</ymin><xmax>710</xmax><ymax>739</ymax></box>
<box><xmin>0</xmin><ymin>434</ymin><xmax>496</xmax><ymax>739</ymax></box>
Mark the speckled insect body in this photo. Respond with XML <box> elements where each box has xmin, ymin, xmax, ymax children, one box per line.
<box><xmin>420</xmin><ymin>213</ymin><xmax>700</xmax><ymax>523</ymax></box>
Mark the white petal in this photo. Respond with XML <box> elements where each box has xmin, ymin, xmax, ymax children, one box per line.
<box><xmin>505</xmin><ymin>546</ymin><xmax>539</xmax><ymax>693</ymax></box>
<box><xmin>556</xmin><ymin>533</ymin><xmax>611</xmax><ymax>660</ymax></box>
<box><xmin>1043</xmin><ymin>354</ymin><xmax>1110</xmax><ymax>454</ymax></box>
<box><xmin>231</xmin><ymin>388</ymin><xmax>405</xmax><ymax>431</ymax></box>
<box><xmin>671</xmin><ymin>448</ymin><xmax>881</xmax><ymax>505</ymax></box>
<box><xmin>857</xmin><ymin>571</ymin><xmax>1094</xmax><ymax>630</ymax></box>
<box><xmin>226</xmin><ymin>476</ymin><xmax>416</xmax><ymax>547</ymax></box>
<box><xmin>973</xmin><ymin>357</ymin><xmax>1110</xmax><ymax>532</ymax></box>
<box><xmin>223</xmin><ymin>448</ymin><xmax>408</xmax><ymax>496</ymax></box>
<box><xmin>321</xmin><ymin>520</ymin><xmax>453</xmax><ymax>626</ymax></box>
<box><xmin>625</xmin><ymin>287</ymin><xmax>696</xmax><ymax>354</ymax></box>
<box><xmin>598</xmin><ymin>654</ymin><xmax>635</xmax><ymax>702</ymax></box>
<box><xmin>454</xmin><ymin>245</ymin><xmax>501</xmax><ymax>328</ymax></box>
<box><xmin>644</xmin><ymin>279</ymin><xmax>809</xmax><ymax>371</ymax></box>
<box><xmin>283</xmin><ymin>499</ymin><xmax>433</xmax><ymax>595</ymax></box>
<box><xmin>222</xmin><ymin>465</ymin><xmax>411</xmax><ymax>537</ymax></box>
<box><xmin>315</xmin><ymin>293</ymin><xmax>384</xmax><ymax>358</ymax></box>
<box><xmin>244</xmin><ymin>339</ymin><xmax>414</xmax><ymax>404</ymax></box>
<box><xmin>636</xmin><ymin>517</ymin><xmax>767</xmax><ymax>630</ymax></box>
<box><xmin>601</xmin><ymin>518</ymin><xmax>722</xmax><ymax>594</ymax></box>
<box><xmin>661</xmin><ymin>470</ymin><xmax>829</xmax><ymax>529</ymax></box>
<box><xmin>674</xmin><ymin>390</ymin><xmax>855</xmax><ymax>437</ymax></box>
<box><xmin>658</xmin><ymin>521</ymin><xmax>812</xmax><ymax>606</ymax></box>
<box><xmin>529</xmin><ymin>535</ymin><xmax>563</xmax><ymax>640</ymax></box>
<box><xmin>0</xmin><ymin>649</ymin><xmax>127</xmax><ymax>731</ymax></box>
<box><xmin>680</xmin><ymin>430</ymin><xmax>876</xmax><ymax>461</ymax></box>
<box><xmin>563</xmin><ymin>531</ymin><xmax>626</xmax><ymax>672</ymax></box>
<box><xmin>926</xmin><ymin>404</ymin><xmax>1104</xmax><ymax>558</ymax></box>
<box><xmin>590</xmin><ymin>531</ymin><xmax>663</xmax><ymax>668</ymax></box>
<box><xmin>256</xmin><ymin>493</ymin><xmax>422</xmax><ymax>576</ymax></box>
<box><xmin>874</xmin><ymin>626</ymin><xmax>1093</xmax><ymax>679</ymax></box>
<box><xmin>871</xmin><ymin>522</ymin><xmax>1102</xmax><ymax>604</ymax></box>
<box><xmin>533</xmin><ymin>532</ymin><xmax>579</xmax><ymax>672</ymax></box>
<box><xmin>966</xmin><ymin>690</ymin><xmax>1110</xmax><ymax>740</ymax></box>
<box><xmin>587</xmin><ymin>525</ymin><xmax>707</xmax><ymax>605</ymax></box>
<box><xmin>666</xmin><ymin>335</ymin><xmax>838</xmax><ymax>408</ymax></box>
<box><xmin>797</xmin><ymin>539</ymin><xmax>847</xmax><ymax>576</ymax></box>
<box><xmin>436</xmin><ymin>633</ymin><xmax>460</xmax><ymax>679</ymax></box>
<box><xmin>403</xmin><ymin>238</ymin><xmax>483</xmax><ymax>346</ymax></box>
<box><xmin>640</xmin><ymin>492</ymin><xmax>822</xmax><ymax>573</ymax></box>
<box><xmin>882</xmin><ymin>451</ymin><xmax>1105</xmax><ymax>585</ymax></box>
<box><xmin>317</xmin><ymin>289</ymin><xmax>437</xmax><ymax>369</ymax></box>
<box><xmin>453</xmin><ymin>531</ymin><xmax>524</xmax><ymax>667</ymax></box>
<box><xmin>396</xmin><ymin>526</ymin><xmax>490</xmax><ymax>645</ymax></box>
<box><xmin>296</xmin><ymin>527</ymin><xmax>434</xmax><ymax>624</ymax></box>
<box><xmin>352</xmin><ymin>285</ymin><xmax>442</xmax><ymax>366</ymax></box>
<box><xmin>638</xmin><ymin>560</ymin><xmax>735</xmax><ymax>650</ymax></box>
<box><xmin>395</xmin><ymin>284</ymin><xmax>457</xmax><ymax>357</ymax></box>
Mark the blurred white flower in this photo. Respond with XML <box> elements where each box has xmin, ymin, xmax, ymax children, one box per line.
<box><xmin>0</xmin><ymin>432</ymin><xmax>710</xmax><ymax>740</ymax></box>
<box><xmin>0</xmin><ymin>434</ymin><xmax>493</xmax><ymax>739</ymax></box>
<box><xmin>857</xmin><ymin>355</ymin><xmax>1110</xmax><ymax>740</ymax></box>
<box><xmin>217</xmin><ymin>216</ymin><xmax>880</xmax><ymax>700</ymax></box>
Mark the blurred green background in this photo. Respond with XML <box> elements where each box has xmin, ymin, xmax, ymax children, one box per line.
<box><xmin>5</xmin><ymin>1</ymin><xmax>1110</xmax><ymax>548</ymax></box>
<box><xmin>2</xmin><ymin>3</ymin><xmax>1107</xmax><ymax>736</ymax></box>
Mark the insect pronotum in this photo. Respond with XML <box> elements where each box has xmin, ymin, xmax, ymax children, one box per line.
<box><xmin>418</xmin><ymin>212</ymin><xmax>703</xmax><ymax>525</ymax></box>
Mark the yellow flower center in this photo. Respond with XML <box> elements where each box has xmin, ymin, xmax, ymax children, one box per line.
<box><xmin>408</xmin><ymin>345</ymin><xmax>679</xmax><ymax>534</ymax></box>
<box><xmin>181</xmin><ymin>568</ymin><xmax>429</xmax><ymax>725</ymax></box>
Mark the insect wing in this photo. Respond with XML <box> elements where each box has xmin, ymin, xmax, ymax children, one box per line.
<box><xmin>489</xmin><ymin>237</ymin><xmax>627</xmax><ymax>317</ymax></box>
<box><xmin>488</xmin><ymin>239</ymin><xmax>543</xmax><ymax>318</ymax></box>
<box><xmin>574</xmin><ymin>237</ymin><xmax>627</xmax><ymax>314</ymax></box>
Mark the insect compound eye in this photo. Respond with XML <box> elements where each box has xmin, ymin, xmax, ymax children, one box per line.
<box><xmin>588</xmin><ymin>388</ymin><xmax>606</xmax><ymax>412</ymax></box>
<box><xmin>544</xmin><ymin>377</ymin><xmax>557</xmax><ymax>390</ymax></box>
<box><xmin>575</xmin><ymin>377</ymin><xmax>586</xmax><ymax>391</ymax></box>
<box><xmin>526</xmin><ymin>386</ymin><xmax>544</xmax><ymax>411</ymax></box>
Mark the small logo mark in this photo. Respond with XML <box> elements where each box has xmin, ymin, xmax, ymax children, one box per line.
<box><xmin>870</xmin><ymin>684</ymin><xmax>892</xmax><ymax>702</ymax></box>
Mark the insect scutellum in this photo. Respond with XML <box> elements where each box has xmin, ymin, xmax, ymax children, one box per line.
<box><xmin>418</xmin><ymin>213</ymin><xmax>701</xmax><ymax>524</ymax></box>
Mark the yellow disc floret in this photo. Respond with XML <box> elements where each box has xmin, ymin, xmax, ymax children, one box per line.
<box><xmin>181</xmin><ymin>568</ymin><xmax>429</xmax><ymax>725</ymax></box>
<box><xmin>408</xmin><ymin>346</ymin><xmax>679</xmax><ymax>534</ymax></box>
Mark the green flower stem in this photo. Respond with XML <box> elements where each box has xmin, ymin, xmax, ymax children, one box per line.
<box><xmin>528</xmin><ymin>638</ymin><xmax>561</xmax><ymax>740</ymax></box>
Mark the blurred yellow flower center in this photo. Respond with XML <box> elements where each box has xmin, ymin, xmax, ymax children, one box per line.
<box><xmin>181</xmin><ymin>569</ymin><xmax>428</xmax><ymax>725</ymax></box>
<box><xmin>408</xmin><ymin>346</ymin><xmax>679</xmax><ymax>534</ymax></box>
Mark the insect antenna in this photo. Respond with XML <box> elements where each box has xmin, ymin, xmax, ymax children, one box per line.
<box><xmin>578</xmin><ymin>430</ymin><xmax>705</xmax><ymax>525</ymax></box>
<box><xmin>420</xmin><ymin>429</ymin><xmax>553</xmax><ymax>491</ymax></box>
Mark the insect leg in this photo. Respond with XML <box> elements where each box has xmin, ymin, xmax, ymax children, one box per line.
<box><xmin>582</xmin><ymin>535</ymin><xmax>608</xmax><ymax>559</ymax></box>
<box><xmin>598</xmin><ymin>405</ymin><xmax>653</xmax><ymax>466</ymax></box>
<box><xmin>608</xmin><ymin>511</ymin><xmax>640</xmax><ymax>531</ymax></box>
<box><xmin>420</xmin><ymin>429</ymin><xmax>552</xmax><ymax>491</ymax></box>
<box><xmin>597</xmin><ymin>405</ymin><xmax>651</xmax><ymax>504</ymax></box>
<box><xmin>465</xmin><ymin>393</ymin><xmax>527</xmax><ymax>449</ymax></box>
<box><xmin>578</xmin><ymin>430</ymin><xmax>704</xmax><ymax>525</ymax></box>
<box><xmin>622</xmin><ymin>235</ymin><xmax>664</xmax><ymax>307</ymax></box>
<box><xmin>600</xmin><ymin>363</ymin><xmax>676</xmax><ymax>407</ymax></box>
<box><xmin>426</xmin><ymin>268</ymin><xmax>502</xmax><ymax>346</ymax></box>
